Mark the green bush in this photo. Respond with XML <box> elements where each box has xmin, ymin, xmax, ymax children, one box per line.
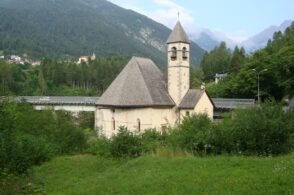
<box><xmin>167</xmin><ymin>103</ymin><xmax>293</xmax><ymax>156</ymax></box>
<box><xmin>285</xmin><ymin>108</ymin><xmax>294</xmax><ymax>151</ymax></box>
<box><xmin>227</xmin><ymin>102</ymin><xmax>292</xmax><ymax>155</ymax></box>
<box><xmin>0</xmin><ymin>101</ymin><xmax>87</xmax><ymax>174</ymax></box>
<box><xmin>168</xmin><ymin>114</ymin><xmax>213</xmax><ymax>155</ymax></box>
<box><xmin>53</xmin><ymin>111</ymin><xmax>87</xmax><ymax>154</ymax></box>
<box><xmin>19</xmin><ymin>135</ymin><xmax>57</xmax><ymax>165</ymax></box>
<box><xmin>141</xmin><ymin>129</ymin><xmax>167</xmax><ymax>154</ymax></box>
<box><xmin>87</xmin><ymin>137</ymin><xmax>110</xmax><ymax>157</ymax></box>
<box><xmin>109</xmin><ymin>127</ymin><xmax>142</xmax><ymax>158</ymax></box>
<box><xmin>0</xmin><ymin>135</ymin><xmax>57</xmax><ymax>174</ymax></box>
<box><xmin>208</xmin><ymin>120</ymin><xmax>236</xmax><ymax>154</ymax></box>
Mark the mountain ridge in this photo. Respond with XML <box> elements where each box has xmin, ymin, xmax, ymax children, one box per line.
<box><xmin>191</xmin><ymin>20</ymin><xmax>293</xmax><ymax>52</ymax></box>
<box><xmin>0</xmin><ymin>0</ymin><xmax>205</xmax><ymax>67</ymax></box>
<box><xmin>240</xmin><ymin>20</ymin><xmax>293</xmax><ymax>51</ymax></box>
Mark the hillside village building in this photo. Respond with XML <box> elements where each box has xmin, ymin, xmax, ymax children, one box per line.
<box><xmin>215</xmin><ymin>73</ymin><xmax>228</xmax><ymax>84</ymax></box>
<box><xmin>96</xmin><ymin>21</ymin><xmax>214</xmax><ymax>137</ymax></box>
<box><xmin>77</xmin><ymin>53</ymin><xmax>96</xmax><ymax>64</ymax></box>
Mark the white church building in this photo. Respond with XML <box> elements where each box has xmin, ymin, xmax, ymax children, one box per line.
<box><xmin>95</xmin><ymin>21</ymin><xmax>214</xmax><ymax>137</ymax></box>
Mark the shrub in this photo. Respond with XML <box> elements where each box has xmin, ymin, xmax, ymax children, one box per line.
<box><xmin>77</xmin><ymin>112</ymin><xmax>95</xmax><ymax>130</ymax></box>
<box><xmin>87</xmin><ymin>137</ymin><xmax>110</xmax><ymax>157</ymax></box>
<box><xmin>53</xmin><ymin>111</ymin><xmax>87</xmax><ymax>154</ymax></box>
<box><xmin>15</xmin><ymin>108</ymin><xmax>87</xmax><ymax>154</ymax></box>
<box><xmin>109</xmin><ymin>127</ymin><xmax>142</xmax><ymax>158</ymax></box>
<box><xmin>0</xmin><ymin>135</ymin><xmax>57</xmax><ymax>174</ymax></box>
<box><xmin>19</xmin><ymin>135</ymin><xmax>57</xmax><ymax>165</ymax></box>
<box><xmin>227</xmin><ymin>102</ymin><xmax>293</xmax><ymax>155</ymax></box>
<box><xmin>208</xmin><ymin>119</ymin><xmax>236</xmax><ymax>154</ymax></box>
<box><xmin>141</xmin><ymin>129</ymin><xmax>167</xmax><ymax>154</ymax></box>
<box><xmin>285</xmin><ymin>108</ymin><xmax>294</xmax><ymax>151</ymax></box>
<box><xmin>0</xmin><ymin>101</ymin><xmax>87</xmax><ymax>174</ymax></box>
<box><xmin>168</xmin><ymin>114</ymin><xmax>213</xmax><ymax>155</ymax></box>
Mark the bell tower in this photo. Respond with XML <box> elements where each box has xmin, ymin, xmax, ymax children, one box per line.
<box><xmin>167</xmin><ymin>21</ymin><xmax>190</xmax><ymax>105</ymax></box>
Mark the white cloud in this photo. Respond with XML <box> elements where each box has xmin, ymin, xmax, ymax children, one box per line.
<box><xmin>227</xmin><ymin>29</ymin><xmax>249</xmax><ymax>43</ymax></box>
<box><xmin>227</xmin><ymin>35</ymin><xmax>248</xmax><ymax>43</ymax></box>
<box><xmin>107</xmin><ymin>0</ymin><xmax>146</xmax><ymax>15</ymax></box>
<box><xmin>108</xmin><ymin>0</ymin><xmax>195</xmax><ymax>31</ymax></box>
<box><xmin>107</xmin><ymin>0</ymin><xmax>250</xmax><ymax>43</ymax></box>
<box><xmin>148</xmin><ymin>0</ymin><xmax>195</xmax><ymax>31</ymax></box>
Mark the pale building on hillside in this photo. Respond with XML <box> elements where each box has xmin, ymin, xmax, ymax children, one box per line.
<box><xmin>215</xmin><ymin>73</ymin><xmax>228</xmax><ymax>84</ymax></box>
<box><xmin>96</xmin><ymin>21</ymin><xmax>214</xmax><ymax>137</ymax></box>
<box><xmin>77</xmin><ymin>53</ymin><xmax>96</xmax><ymax>64</ymax></box>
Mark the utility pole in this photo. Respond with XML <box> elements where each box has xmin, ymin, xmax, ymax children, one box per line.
<box><xmin>252</xmin><ymin>68</ymin><xmax>267</xmax><ymax>105</ymax></box>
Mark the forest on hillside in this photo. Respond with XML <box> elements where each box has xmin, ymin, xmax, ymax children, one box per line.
<box><xmin>0</xmin><ymin>22</ymin><xmax>293</xmax><ymax>101</ymax></box>
<box><xmin>200</xmin><ymin>22</ymin><xmax>294</xmax><ymax>100</ymax></box>
<box><xmin>0</xmin><ymin>0</ymin><xmax>205</xmax><ymax>67</ymax></box>
<box><xmin>0</xmin><ymin>57</ymin><xmax>129</xmax><ymax>96</ymax></box>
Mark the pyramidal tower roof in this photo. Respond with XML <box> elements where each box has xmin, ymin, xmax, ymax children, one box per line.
<box><xmin>97</xmin><ymin>57</ymin><xmax>175</xmax><ymax>107</ymax></box>
<box><xmin>166</xmin><ymin>21</ymin><xmax>190</xmax><ymax>44</ymax></box>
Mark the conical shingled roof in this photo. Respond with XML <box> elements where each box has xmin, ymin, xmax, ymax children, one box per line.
<box><xmin>167</xmin><ymin>21</ymin><xmax>190</xmax><ymax>44</ymax></box>
<box><xmin>97</xmin><ymin>57</ymin><xmax>175</xmax><ymax>107</ymax></box>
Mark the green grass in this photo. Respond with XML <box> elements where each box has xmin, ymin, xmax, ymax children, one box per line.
<box><xmin>33</xmin><ymin>154</ymin><xmax>294</xmax><ymax>194</ymax></box>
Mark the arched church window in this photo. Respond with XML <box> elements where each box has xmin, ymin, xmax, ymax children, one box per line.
<box><xmin>182</xmin><ymin>47</ymin><xmax>187</xmax><ymax>60</ymax></box>
<box><xmin>171</xmin><ymin>47</ymin><xmax>177</xmax><ymax>60</ymax></box>
<box><xmin>112</xmin><ymin>117</ymin><xmax>115</xmax><ymax>131</ymax></box>
<box><xmin>137</xmin><ymin>119</ymin><xmax>141</xmax><ymax>132</ymax></box>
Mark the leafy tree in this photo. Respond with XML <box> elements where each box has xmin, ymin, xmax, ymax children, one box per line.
<box><xmin>201</xmin><ymin>42</ymin><xmax>231</xmax><ymax>80</ymax></box>
<box><xmin>0</xmin><ymin>56</ymin><xmax>129</xmax><ymax>96</ymax></box>
<box><xmin>207</xmin><ymin>22</ymin><xmax>294</xmax><ymax>100</ymax></box>
<box><xmin>229</xmin><ymin>46</ymin><xmax>246</xmax><ymax>73</ymax></box>
<box><xmin>0</xmin><ymin>101</ymin><xmax>87</xmax><ymax>174</ymax></box>
<box><xmin>191</xmin><ymin>68</ymin><xmax>204</xmax><ymax>88</ymax></box>
<box><xmin>37</xmin><ymin>69</ymin><xmax>47</xmax><ymax>95</ymax></box>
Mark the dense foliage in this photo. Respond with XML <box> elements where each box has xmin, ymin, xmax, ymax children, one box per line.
<box><xmin>0</xmin><ymin>101</ymin><xmax>87</xmax><ymax>174</ymax></box>
<box><xmin>109</xmin><ymin>127</ymin><xmax>142</xmax><ymax>158</ymax></box>
<box><xmin>0</xmin><ymin>57</ymin><xmax>128</xmax><ymax>96</ymax></box>
<box><xmin>201</xmin><ymin>42</ymin><xmax>233</xmax><ymax>80</ymax></box>
<box><xmin>87</xmin><ymin>128</ymin><xmax>167</xmax><ymax>159</ymax></box>
<box><xmin>169</xmin><ymin>115</ymin><xmax>213</xmax><ymax>155</ymax></box>
<box><xmin>88</xmin><ymin>103</ymin><xmax>294</xmax><ymax>159</ymax></box>
<box><xmin>203</xmin><ymin>22</ymin><xmax>294</xmax><ymax>100</ymax></box>
<box><xmin>0</xmin><ymin>0</ymin><xmax>205</xmax><ymax>66</ymax></box>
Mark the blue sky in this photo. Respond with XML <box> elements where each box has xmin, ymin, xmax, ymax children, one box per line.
<box><xmin>108</xmin><ymin>0</ymin><xmax>294</xmax><ymax>42</ymax></box>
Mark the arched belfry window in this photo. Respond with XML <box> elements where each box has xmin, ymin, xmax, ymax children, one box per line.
<box><xmin>137</xmin><ymin>119</ymin><xmax>141</xmax><ymax>132</ymax></box>
<box><xmin>112</xmin><ymin>117</ymin><xmax>115</xmax><ymax>131</ymax></box>
<box><xmin>182</xmin><ymin>47</ymin><xmax>187</xmax><ymax>60</ymax></box>
<box><xmin>171</xmin><ymin>47</ymin><xmax>177</xmax><ymax>60</ymax></box>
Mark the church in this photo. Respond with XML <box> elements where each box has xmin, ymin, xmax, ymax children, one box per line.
<box><xmin>96</xmin><ymin>21</ymin><xmax>214</xmax><ymax>137</ymax></box>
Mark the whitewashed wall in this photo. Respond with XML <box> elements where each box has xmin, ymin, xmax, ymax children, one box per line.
<box><xmin>95</xmin><ymin>107</ymin><xmax>177</xmax><ymax>138</ymax></box>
